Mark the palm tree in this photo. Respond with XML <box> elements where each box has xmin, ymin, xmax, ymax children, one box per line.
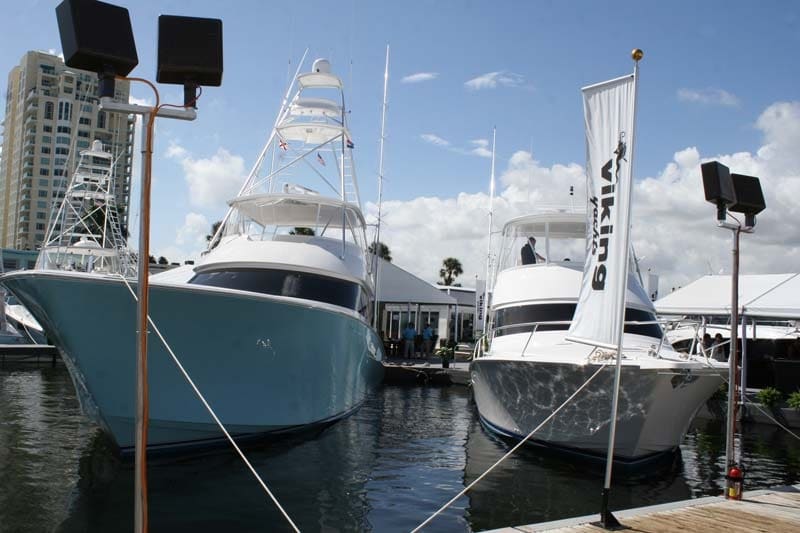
<box><xmin>368</xmin><ymin>241</ymin><xmax>392</xmax><ymax>262</ymax></box>
<box><xmin>439</xmin><ymin>257</ymin><xmax>463</xmax><ymax>286</ymax></box>
<box><xmin>206</xmin><ymin>220</ymin><xmax>223</xmax><ymax>242</ymax></box>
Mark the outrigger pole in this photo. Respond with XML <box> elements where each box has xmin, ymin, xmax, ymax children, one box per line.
<box><xmin>372</xmin><ymin>44</ymin><xmax>390</xmax><ymax>328</ymax></box>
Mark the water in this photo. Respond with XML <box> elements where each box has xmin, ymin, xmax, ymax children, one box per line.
<box><xmin>1</xmin><ymin>364</ymin><xmax>798</xmax><ymax>532</ymax></box>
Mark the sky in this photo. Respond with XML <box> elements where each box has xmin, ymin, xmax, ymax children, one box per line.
<box><xmin>1</xmin><ymin>0</ymin><xmax>799</xmax><ymax>295</ymax></box>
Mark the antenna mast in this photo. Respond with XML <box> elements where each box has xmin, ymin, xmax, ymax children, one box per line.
<box><xmin>372</xmin><ymin>45</ymin><xmax>390</xmax><ymax>328</ymax></box>
<box><xmin>482</xmin><ymin>127</ymin><xmax>496</xmax><ymax>333</ymax></box>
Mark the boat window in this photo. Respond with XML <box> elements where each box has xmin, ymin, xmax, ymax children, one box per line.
<box><xmin>493</xmin><ymin>303</ymin><xmax>663</xmax><ymax>339</ymax></box>
<box><xmin>189</xmin><ymin>268</ymin><xmax>362</xmax><ymax>312</ymax></box>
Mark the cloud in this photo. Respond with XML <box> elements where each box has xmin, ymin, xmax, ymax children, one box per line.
<box><xmin>465</xmin><ymin>71</ymin><xmax>524</xmax><ymax>90</ymax></box>
<box><xmin>677</xmin><ymin>88</ymin><xmax>740</xmax><ymax>107</ymax></box>
<box><xmin>167</xmin><ymin>144</ymin><xmax>246</xmax><ymax>208</ymax></box>
<box><xmin>402</xmin><ymin>72</ymin><xmax>438</xmax><ymax>84</ymax></box>
<box><xmin>374</xmin><ymin>101</ymin><xmax>800</xmax><ymax>297</ymax></box>
<box><xmin>470</xmin><ymin>139</ymin><xmax>493</xmax><ymax>158</ymax></box>
<box><xmin>175</xmin><ymin>212</ymin><xmax>210</xmax><ymax>247</ymax></box>
<box><xmin>420</xmin><ymin>133</ymin><xmax>450</xmax><ymax>147</ymax></box>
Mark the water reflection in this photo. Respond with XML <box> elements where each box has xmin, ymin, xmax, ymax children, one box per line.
<box><xmin>1</xmin><ymin>366</ymin><xmax>799</xmax><ymax>533</ymax></box>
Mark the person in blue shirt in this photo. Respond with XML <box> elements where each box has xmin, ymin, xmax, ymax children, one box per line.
<box><xmin>402</xmin><ymin>322</ymin><xmax>417</xmax><ymax>358</ymax></box>
<box><xmin>422</xmin><ymin>323</ymin><xmax>434</xmax><ymax>356</ymax></box>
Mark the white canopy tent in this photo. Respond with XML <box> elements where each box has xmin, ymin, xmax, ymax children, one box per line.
<box><xmin>655</xmin><ymin>273</ymin><xmax>800</xmax><ymax>320</ymax></box>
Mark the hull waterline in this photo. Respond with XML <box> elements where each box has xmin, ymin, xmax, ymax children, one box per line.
<box><xmin>2</xmin><ymin>271</ymin><xmax>384</xmax><ymax>452</ymax></box>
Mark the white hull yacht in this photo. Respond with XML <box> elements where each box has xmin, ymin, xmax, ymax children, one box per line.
<box><xmin>2</xmin><ymin>59</ymin><xmax>384</xmax><ymax>453</ymax></box>
<box><xmin>471</xmin><ymin>212</ymin><xmax>725</xmax><ymax>462</ymax></box>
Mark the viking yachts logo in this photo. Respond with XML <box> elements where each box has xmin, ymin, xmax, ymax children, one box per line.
<box><xmin>589</xmin><ymin>133</ymin><xmax>626</xmax><ymax>291</ymax></box>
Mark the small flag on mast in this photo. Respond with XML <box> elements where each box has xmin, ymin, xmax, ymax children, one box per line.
<box><xmin>279</xmin><ymin>139</ymin><xmax>288</xmax><ymax>151</ymax></box>
<box><xmin>317</xmin><ymin>153</ymin><xmax>326</xmax><ymax>166</ymax></box>
<box><xmin>346</xmin><ymin>138</ymin><xmax>354</xmax><ymax>149</ymax></box>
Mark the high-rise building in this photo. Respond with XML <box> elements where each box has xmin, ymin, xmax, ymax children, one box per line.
<box><xmin>0</xmin><ymin>50</ymin><xmax>134</xmax><ymax>250</ymax></box>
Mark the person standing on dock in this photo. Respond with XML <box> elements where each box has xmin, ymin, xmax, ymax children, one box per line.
<box><xmin>422</xmin><ymin>323</ymin><xmax>434</xmax><ymax>357</ymax></box>
<box><xmin>402</xmin><ymin>322</ymin><xmax>417</xmax><ymax>359</ymax></box>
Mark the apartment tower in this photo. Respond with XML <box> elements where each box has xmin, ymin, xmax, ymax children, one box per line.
<box><xmin>0</xmin><ymin>50</ymin><xmax>134</xmax><ymax>250</ymax></box>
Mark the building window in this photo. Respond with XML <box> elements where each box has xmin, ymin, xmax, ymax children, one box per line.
<box><xmin>41</xmin><ymin>146</ymin><xmax>51</xmax><ymax>154</ymax></box>
<box><xmin>56</xmin><ymin>136</ymin><xmax>70</xmax><ymax>144</ymax></box>
<box><xmin>37</xmin><ymin>201</ymin><xmax>47</xmax><ymax>209</ymax></box>
<box><xmin>36</xmin><ymin>223</ymin><xmax>46</xmax><ymax>231</ymax></box>
<box><xmin>79</xmin><ymin>117</ymin><xmax>91</xmax><ymax>126</ymax></box>
<box><xmin>40</xmin><ymin>64</ymin><xmax>55</xmax><ymax>74</ymax></box>
<box><xmin>57</xmin><ymin>125</ymin><xmax>71</xmax><ymax>134</ymax></box>
<box><xmin>76</xmin><ymin>140</ymin><xmax>89</xmax><ymax>149</ymax></box>
<box><xmin>43</xmin><ymin>125</ymin><xmax>53</xmax><ymax>132</ymax></box>
<box><xmin>42</xmin><ymin>136</ymin><xmax>51</xmax><ymax>144</ymax></box>
<box><xmin>81</xmin><ymin>104</ymin><xmax>92</xmax><ymax>113</ymax></box>
<box><xmin>97</xmin><ymin>111</ymin><xmax>106</xmax><ymax>129</ymax></box>
<box><xmin>36</xmin><ymin>212</ymin><xmax>46</xmax><ymax>220</ymax></box>
<box><xmin>54</xmin><ymin>157</ymin><xmax>67</xmax><ymax>166</ymax></box>
<box><xmin>39</xmin><ymin>179</ymin><xmax>49</xmax><ymax>186</ymax></box>
<box><xmin>38</xmin><ymin>190</ymin><xmax>47</xmax><ymax>198</ymax></box>
<box><xmin>44</xmin><ymin>101</ymin><xmax>54</xmax><ymax>120</ymax></box>
<box><xmin>40</xmin><ymin>157</ymin><xmax>50</xmax><ymax>165</ymax></box>
<box><xmin>57</xmin><ymin>101</ymin><xmax>72</xmax><ymax>121</ymax></box>
<box><xmin>63</xmin><ymin>86</ymin><xmax>73</xmax><ymax>94</ymax></box>
<box><xmin>39</xmin><ymin>168</ymin><xmax>50</xmax><ymax>176</ymax></box>
<box><xmin>55</xmin><ymin>147</ymin><xmax>69</xmax><ymax>155</ymax></box>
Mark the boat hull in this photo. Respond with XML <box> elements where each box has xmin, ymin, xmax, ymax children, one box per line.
<box><xmin>470</xmin><ymin>358</ymin><xmax>722</xmax><ymax>462</ymax></box>
<box><xmin>2</xmin><ymin>271</ymin><xmax>384</xmax><ymax>452</ymax></box>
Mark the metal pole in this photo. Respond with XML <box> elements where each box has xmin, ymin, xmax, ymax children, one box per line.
<box><xmin>372</xmin><ymin>45</ymin><xmax>389</xmax><ymax>329</ymax></box>
<box><xmin>134</xmin><ymin>111</ymin><xmax>152</xmax><ymax>533</ymax></box>
<box><xmin>482</xmin><ymin>127</ymin><xmax>496</xmax><ymax>333</ymax></box>
<box><xmin>599</xmin><ymin>51</ymin><xmax>641</xmax><ymax>530</ymax></box>
<box><xmin>725</xmin><ymin>227</ymin><xmax>741</xmax><ymax>496</ymax></box>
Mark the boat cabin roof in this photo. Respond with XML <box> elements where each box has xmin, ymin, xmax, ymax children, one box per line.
<box><xmin>502</xmin><ymin>212</ymin><xmax>585</xmax><ymax>239</ymax></box>
<box><xmin>296</xmin><ymin>71</ymin><xmax>343</xmax><ymax>89</ymax></box>
<box><xmin>229</xmin><ymin>193</ymin><xmax>366</xmax><ymax>229</ymax></box>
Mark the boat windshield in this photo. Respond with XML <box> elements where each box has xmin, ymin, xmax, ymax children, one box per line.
<box><xmin>222</xmin><ymin>194</ymin><xmax>368</xmax><ymax>252</ymax></box>
<box><xmin>497</xmin><ymin>212</ymin><xmax>586</xmax><ymax>272</ymax></box>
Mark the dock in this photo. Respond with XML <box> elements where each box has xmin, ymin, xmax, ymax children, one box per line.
<box><xmin>487</xmin><ymin>485</ymin><xmax>800</xmax><ymax>532</ymax></box>
<box><xmin>0</xmin><ymin>344</ymin><xmax>60</xmax><ymax>365</ymax></box>
<box><xmin>382</xmin><ymin>360</ymin><xmax>471</xmax><ymax>385</ymax></box>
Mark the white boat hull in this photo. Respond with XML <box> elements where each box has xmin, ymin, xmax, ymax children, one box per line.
<box><xmin>2</xmin><ymin>270</ymin><xmax>384</xmax><ymax>452</ymax></box>
<box><xmin>471</xmin><ymin>358</ymin><xmax>722</xmax><ymax>462</ymax></box>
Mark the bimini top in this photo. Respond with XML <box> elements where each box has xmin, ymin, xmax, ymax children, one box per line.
<box><xmin>296</xmin><ymin>59</ymin><xmax>343</xmax><ymax>89</ymax></box>
<box><xmin>502</xmin><ymin>212</ymin><xmax>585</xmax><ymax>239</ymax></box>
<box><xmin>229</xmin><ymin>193</ymin><xmax>366</xmax><ymax>229</ymax></box>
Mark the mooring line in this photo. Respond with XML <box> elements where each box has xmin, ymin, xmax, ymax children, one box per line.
<box><xmin>410</xmin><ymin>363</ymin><xmax>609</xmax><ymax>532</ymax></box>
<box><xmin>118</xmin><ymin>277</ymin><xmax>301</xmax><ymax>532</ymax></box>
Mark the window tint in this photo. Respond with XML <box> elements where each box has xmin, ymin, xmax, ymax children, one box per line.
<box><xmin>493</xmin><ymin>303</ymin><xmax>662</xmax><ymax>339</ymax></box>
<box><xmin>189</xmin><ymin>268</ymin><xmax>363</xmax><ymax>313</ymax></box>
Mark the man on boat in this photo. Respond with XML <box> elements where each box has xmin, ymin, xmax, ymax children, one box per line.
<box><xmin>402</xmin><ymin>322</ymin><xmax>417</xmax><ymax>359</ymax></box>
<box><xmin>521</xmin><ymin>236</ymin><xmax>545</xmax><ymax>265</ymax></box>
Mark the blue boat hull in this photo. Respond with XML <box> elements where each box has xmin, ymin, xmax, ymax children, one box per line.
<box><xmin>2</xmin><ymin>271</ymin><xmax>384</xmax><ymax>452</ymax></box>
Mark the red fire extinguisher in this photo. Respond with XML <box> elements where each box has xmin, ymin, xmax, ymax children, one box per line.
<box><xmin>726</xmin><ymin>466</ymin><xmax>744</xmax><ymax>500</ymax></box>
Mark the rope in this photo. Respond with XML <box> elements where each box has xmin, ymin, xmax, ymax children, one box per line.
<box><xmin>410</xmin><ymin>363</ymin><xmax>609</xmax><ymax>532</ymax></box>
<box><xmin>117</xmin><ymin>276</ymin><xmax>301</xmax><ymax>532</ymax></box>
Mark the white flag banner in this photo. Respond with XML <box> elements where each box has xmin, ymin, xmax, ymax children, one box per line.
<box><xmin>566</xmin><ymin>73</ymin><xmax>637</xmax><ymax>350</ymax></box>
<box><xmin>474</xmin><ymin>279</ymin><xmax>486</xmax><ymax>335</ymax></box>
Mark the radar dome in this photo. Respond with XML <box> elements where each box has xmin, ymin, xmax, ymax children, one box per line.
<box><xmin>312</xmin><ymin>58</ymin><xmax>331</xmax><ymax>74</ymax></box>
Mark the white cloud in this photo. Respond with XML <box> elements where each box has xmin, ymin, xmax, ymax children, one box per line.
<box><xmin>470</xmin><ymin>139</ymin><xmax>493</xmax><ymax>158</ymax></box>
<box><xmin>373</xmin><ymin>100</ymin><xmax>800</xmax><ymax>297</ymax></box>
<box><xmin>420</xmin><ymin>133</ymin><xmax>450</xmax><ymax>147</ymax></box>
<box><xmin>175</xmin><ymin>212</ymin><xmax>210</xmax><ymax>247</ymax></box>
<box><xmin>465</xmin><ymin>71</ymin><xmax>524</xmax><ymax>90</ymax></box>
<box><xmin>170</xmin><ymin>145</ymin><xmax>246</xmax><ymax>208</ymax></box>
<box><xmin>677</xmin><ymin>88</ymin><xmax>740</xmax><ymax>107</ymax></box>
<box><xmin>402</xmin><ymin>72</ymin><xmax>438</xmax><ymax>84</ymax></box>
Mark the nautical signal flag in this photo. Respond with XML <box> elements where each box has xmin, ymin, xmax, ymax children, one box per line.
<box><xmin>346</xmin><ymin>138</ymin><xmax>354</xmax><ymax>149</ymax></box>
<box><xmin>317</xmin><ymin>153</ymin><xmax>326</xmax><ymax>166</ymax></box>
<box><xmin>279</xmin><ymin>139</ymin><xmax>288</xmax><ymax>151</ymax></box>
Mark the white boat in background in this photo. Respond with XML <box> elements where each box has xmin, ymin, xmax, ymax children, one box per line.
<box><xmin>471</xmin><ymin>212</ymin><xmax>725</xmax><ymax>462</ymax></box>
<box><xmin>2</xmin><ymin>58</ymin><xmax>384</xmax><ymax>453</ymax></box>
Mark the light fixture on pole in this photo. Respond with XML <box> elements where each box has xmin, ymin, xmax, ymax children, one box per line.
<box><xmin>701</xmin><ymin>160</ymin><xmax>765</xmax><ymax>501</ymax></box>
<box><xmin>56</xmin><ymin>2</ymin><xmax>222</xmax><ymax>532</ymax></box>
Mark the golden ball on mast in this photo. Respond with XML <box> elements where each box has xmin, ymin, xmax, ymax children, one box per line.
<box><xmin>632</xmin><ymin>48</ymin><xmax>644</xmax><ymax>61</ymax></box>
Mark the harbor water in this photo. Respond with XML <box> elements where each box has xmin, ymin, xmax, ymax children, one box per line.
<box><xmin>1</xmin><ymin>364</ymin><xmax>798</xmax><ymax>532</ymax></box>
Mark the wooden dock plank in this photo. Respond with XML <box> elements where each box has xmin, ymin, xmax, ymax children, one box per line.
<box><xmin>502</xmin><ymin>486</ymin><xmax>800</xmax><ymax>533</ymax></box>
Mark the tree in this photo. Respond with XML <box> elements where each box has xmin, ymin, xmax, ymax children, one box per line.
<box><xmin>158</xmin><ymin>256</ymin><xmax>169</xmax><ymax>265</ymax></box>
<box><xmin>439</xmin><ymin>257</ymin><xmax>463</xmax><ymax>286</ymax></box>
<box><xmin>148</xmin><ymin>255</ymin><xmax>156</xmax><ymax>264</ymax></box>
<box><xmin>206</xmin><ymin>220</ymin><xmax>223</xmax><ymax>242</ymax></box>
<box><xmin>368</xmin><ymin>241</ymin><xmax>392</xmax><ymax>262</ymax></box>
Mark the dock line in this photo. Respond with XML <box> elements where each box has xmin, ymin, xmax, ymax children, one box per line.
<box><xmin>410</xmin><ymin>363</ymin><xmax>609</xmax><ymax>532</ymax></box>
<box><xmin>118</xmin><ymin>276</ymin><xmax>300</xmax><ymax>532</ymax></box>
